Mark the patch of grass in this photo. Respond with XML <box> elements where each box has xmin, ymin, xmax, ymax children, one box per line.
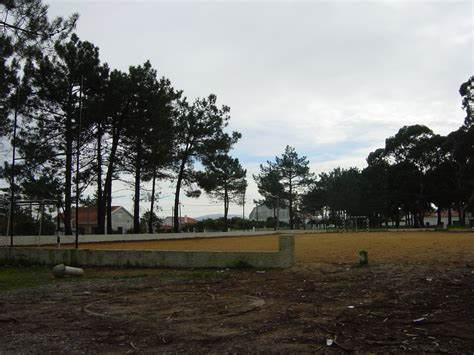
<box><xmin>0</xmin><ymin>265</ymin><xmax>110</xmax><ymax>291</ymax></box>
<box><xmin>0</xmin><ymin>266</ymin><xmax>230</xmax><ymax>291</ymax></box>
<box><xmin>0</xmin><ymin>265</ymin><xmax>54</xmax><ymax>291</ymax></box>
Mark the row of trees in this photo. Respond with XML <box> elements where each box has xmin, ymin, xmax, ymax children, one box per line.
<box><xmin>255</xmin><ymin>77</ymin><xmax>474</xmax><ymax>228</ymax></box>
<box><xmin>1</xmin><ymin>0</ymin><xmax>247</xmax><ymax>235</ymax></box>
<box><xmin>301</xmin><ymin>121</ymin><xmax>474</xmax><ymax>228</ymax></box>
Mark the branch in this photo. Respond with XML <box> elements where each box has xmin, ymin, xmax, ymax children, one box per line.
<box><xmin>0</xmin><ymin>20</ymin><xmax>44</xmax><ymax>37</ymax></box>
<box><xmin>1</xmin><ymin>18</ymin><xmax>76</xmax><ymax>39</ymax></box>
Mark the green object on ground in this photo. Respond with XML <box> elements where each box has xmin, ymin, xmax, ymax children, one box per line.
<box><xmin>359</xmin><ymin>250</ymin><xmax>368</xmax><ymax>266</ymax></box>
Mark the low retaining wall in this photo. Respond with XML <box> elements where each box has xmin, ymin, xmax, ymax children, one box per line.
<box><xmin>0</xmin><ymin>234</ymin><xmax>295</xmax><ymax>269</ymax></box>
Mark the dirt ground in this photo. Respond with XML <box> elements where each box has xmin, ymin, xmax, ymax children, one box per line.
<box><xmin>1</xmin><ymin>231</ymin><xmax>474</xmax><ymax>352</ymax></box>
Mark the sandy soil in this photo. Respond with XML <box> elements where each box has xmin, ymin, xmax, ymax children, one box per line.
<box><xmin>78</xmin><ymin>231</ymin><xmax>474</xmax><ymax>265</ymax></box>
<box><xmin>1</xmin><ymin>231</ymin><xmax>474</xmax><ymax>353</ymax></box>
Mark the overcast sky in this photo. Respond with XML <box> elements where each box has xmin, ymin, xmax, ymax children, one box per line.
<box><xmin>47</xmin><ymin>0</ymin><xmax>474</xmax><ymax>219</ymax></box>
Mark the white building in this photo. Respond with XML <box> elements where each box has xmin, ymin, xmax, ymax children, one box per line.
<box><xmin>59</xmin><ymin>206</ymin><xmax>133</xmax><ymax>234</ymax></box>
<box><xmin>424</xmin><ymin>210</ymin><xmax>473</xmax><ymax>226</ymax></box>
<box><xmin>161</xmin><ymin>215</ymin><xmax>198</xmax><ymax>231</ymax></box>
<box><xmin>248</xmin><ymin>204</ymin><xmax>290</xmax><ymax>223</ymax></box>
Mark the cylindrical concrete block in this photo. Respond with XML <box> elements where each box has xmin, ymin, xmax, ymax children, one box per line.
<box><xmin>52</xmin><ymin>264</ymin><xmax>84</xmax><ymax>278</ymax></box>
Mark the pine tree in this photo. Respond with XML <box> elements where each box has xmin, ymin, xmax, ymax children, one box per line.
<box><xmin>19</xmin><ymin>34</ymin><xmax>104</xmax><ymax>234</ymax></box>
<box><xmin>172</xmin><ymin>95</ymin><xmax>240</xmax><ymax>232</ymax></box>
<box><xmin>197</xmin><ymin>154</ymin><xmax>247</xmax><ymax>230</ymax></box>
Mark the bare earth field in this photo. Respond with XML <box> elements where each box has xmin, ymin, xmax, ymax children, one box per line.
<box><xmin>1</xmin><ymin>231</ymin><xmax>474</xmax><ymax>353</ymax></box>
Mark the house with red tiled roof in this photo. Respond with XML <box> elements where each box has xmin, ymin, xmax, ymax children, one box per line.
<box><xmin>161</xmin><ymin>215</ymin><xmax>198</xmax><ymax>231</ymax></box>
<box><xmin>59</xmin><ymin>206</ymin><xmax>133</xmax><ymax>234</ymax></box>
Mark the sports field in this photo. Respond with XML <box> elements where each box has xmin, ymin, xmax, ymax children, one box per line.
<box><xmin>78</xmin><ymin>231</ymin><xmax>474</xmax><ymax>265</ymax></box>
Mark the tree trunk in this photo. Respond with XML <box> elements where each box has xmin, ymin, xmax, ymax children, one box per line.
<box><xmin>133</xmin><ymin>139</ymin><xmax>142</xmax><ymax>233</ymax></box>
<box><xmin>148</xmin><ymin>166</ymin><xmax>157</xmax><ymax>233</ymax></box>
<box><xmin>417</xmin><ymin>179</ymin><xmax>425</xmax><ymax>228</ymax></box>
<box><xmin>418</xmin><ymin>207</ymin><xmax>425</xmax><ymax>228</ymax></box>
<box><xmin>106</xmin><ymin>180</ymin><xmax>113</xmax><ymax>233</ymax></box>
<box><xmin>458</xmin><ymin>205</ymin><xmax>465</xmax><ymax>226</ymax></box>
<box><xmin>174</xmin><ymin>180</ymin><xmax>181</xmax><ymax>233</ymax></box>
<box><xmin>174</xmin><ymin>156</ymin><xmax>187</xmax><ymax>233</ymax></box>
<box><xmin>448</xmin><ymin>207</ymin><xmax>452</xmax><ymax>226</ymax></box>
<box><xmin>413</xmin><ymin>209</ymin><xmax>419</xmax><ymax>228</ymax></box>
<box><xmin>96</xmin><ymin>119</ymin><xmax>104</xmax><ymax>234</ymax></box>
<box><xmin>289</xmin><ymin>178</ymin><xmax>293</xmax><ymax>230</ymax></box>
<box><xmin>64</xmin><ymin>86</ymin><xmax>74</xmax><ymax>235</ymax></box>
<box><xmin>103</xmin><ymin>101</ymin><xmax>130</xmax><ymax>234</ymax></box>
<box><xmin>437</xmin><ymin>206</ymin><xmax>442</xmax><ymax>226</ymax></box>
<box><xmin>104</xmin><ymin>122</ymin><xmax>123</xmax><ymax>234</ymax></box>
<box><xmin>273</xmin><ymin>206</ymin><xmax>276</xmax><ymax>231</ymax></box>
<box><xmin>223</xmin><ymin>184</ymin><xmax>229</xmax><ymax>232</ymax></box>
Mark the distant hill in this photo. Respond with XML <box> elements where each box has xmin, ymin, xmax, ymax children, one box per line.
<box><xmin>195</xmin><ymin>214</ymin><xmax>241</xmax><ymax>221</ymax></box>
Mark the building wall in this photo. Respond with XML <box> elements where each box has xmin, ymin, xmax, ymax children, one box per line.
<box><xmin>111</xmin><ymin>208</ymin><xmax>133</xmax><ymax>233</ymax></box>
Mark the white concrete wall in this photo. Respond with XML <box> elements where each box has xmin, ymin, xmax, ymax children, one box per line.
<box><xmin>0</xmin><ymin>230</ymin><xmax>278</xmax><ymax>247</ymax></box>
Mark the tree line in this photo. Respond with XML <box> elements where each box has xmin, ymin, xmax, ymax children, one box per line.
<box><xmin>1</xmin><ymin>0</ymin><xmax>247</xmax><ymax>235</ymax></box>
<box><xmin>255</xmin><ymin>77</ymin><xmax>474</xmax><ymax>228</ymax></box>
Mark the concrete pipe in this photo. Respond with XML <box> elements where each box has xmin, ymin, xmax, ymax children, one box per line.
<box><xmin>52</xmin><ymin>264</ymin><xmax>84</xmax><ymax>278</ymax></box>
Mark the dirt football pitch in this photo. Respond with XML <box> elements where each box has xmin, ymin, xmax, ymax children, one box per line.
<box><xmin>1</xmin><ymin>230</ymin><xmax>474</xmax><ymax>352</ymax></box>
